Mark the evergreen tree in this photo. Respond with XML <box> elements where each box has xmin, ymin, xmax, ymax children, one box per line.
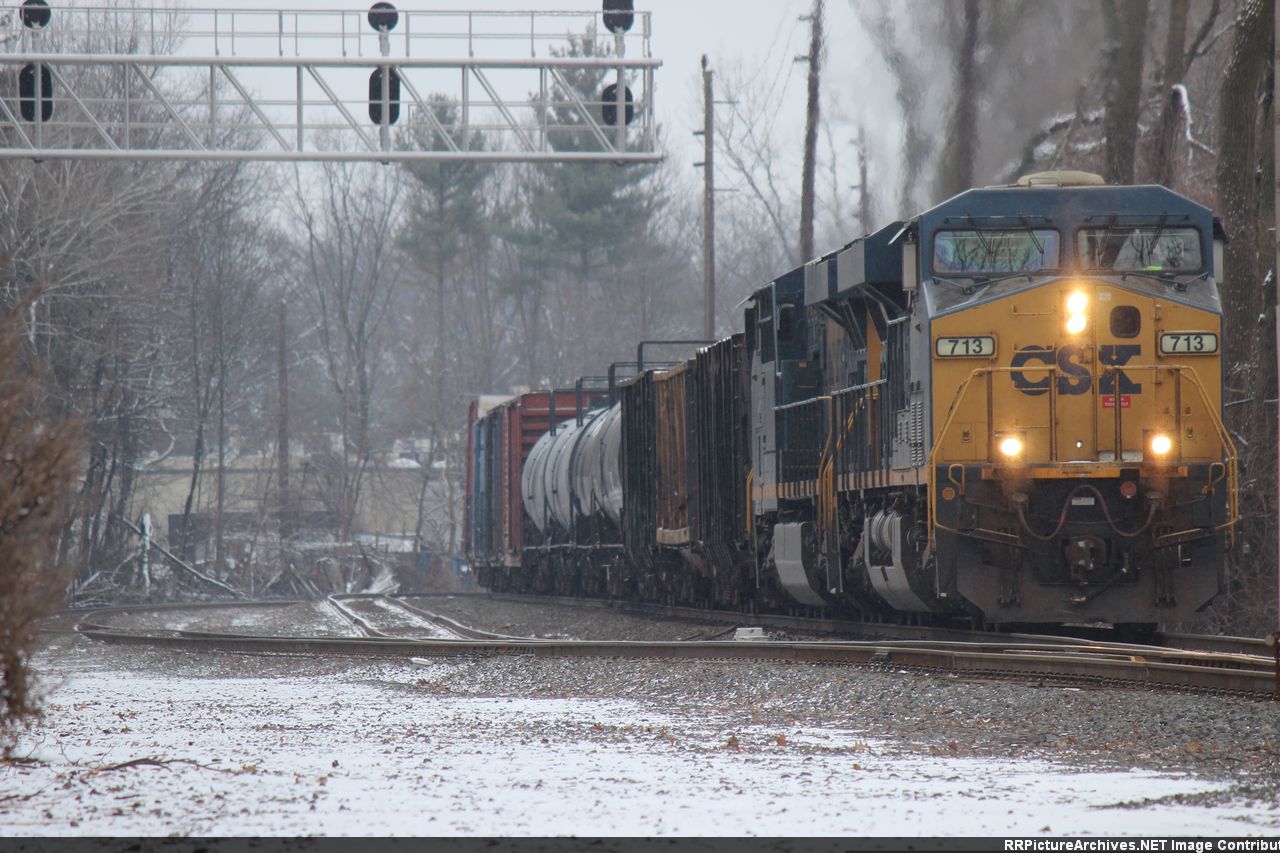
<box><xmin>396</xmin><ymin>96</ymin><xmax>498</xmax><ymax>554</ymax></box>
<box><xmin>399</xmin><ymin>96</ymin><xmax>489</xmax><ymax>300</ymax></box>
<box><xmin>504</xmin><ymin>33</ymin><xmax>674</xmax><ymax>382</ymax></box>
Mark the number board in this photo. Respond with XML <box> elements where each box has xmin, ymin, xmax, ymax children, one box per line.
<box><xmin>1159</xmin><ymin>332</ymin><xmax>1218</xmax><ymax>355</ymax></box>
<box><xmin>935</xmin><ymin>336</ymin><xmax>996</xmax><ymax>358</ymax></box>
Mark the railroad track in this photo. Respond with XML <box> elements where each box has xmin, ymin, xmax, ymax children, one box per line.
<box><xmin>327</xmin><ymin>594</ymin><xmax>526</xmax><ymax>641</ymax></box>
<box><xmin>73</xmin><ymin>595</ymin><xmax>1279</xmax><ymax>699</ymax></box>
<box><xmin>481</xmin><ymin>591</ymin><xmax>1274</xmax><ymax>659</ymax></box>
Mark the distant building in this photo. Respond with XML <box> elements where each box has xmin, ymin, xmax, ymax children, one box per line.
<box><xmin>133</xmin><ymin>438</ymin><xmax>461</xmax><ymax>558</ymax></box>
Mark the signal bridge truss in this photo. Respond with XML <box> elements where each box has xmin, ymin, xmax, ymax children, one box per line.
<box><xmin>0</xmin><ymin>3</ymin><xmax>660</xmax><ymax>162</ymax></box>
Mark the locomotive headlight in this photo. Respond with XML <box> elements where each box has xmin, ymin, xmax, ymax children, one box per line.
<box><xmin>997</xmin><ymin>434</ymin><xmax>1025</xmax><ymax>459</ymax></box>
<box><xmin>1150</xmin><ymin>433</ymin><xmax>1173</xmax><ymax>457</ymax></box>
<box><xmin>1065</xmin><ymin>291</ymin><xmax>1088</xmax><ymax>334</ymax></box>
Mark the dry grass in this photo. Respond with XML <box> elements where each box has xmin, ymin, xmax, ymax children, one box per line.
<box><xmin>0</xmin><ymin>300</ymin><xmax>82</xmax><ymax>752</ymax></box>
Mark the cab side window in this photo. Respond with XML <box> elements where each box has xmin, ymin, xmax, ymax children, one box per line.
<box><xmin>1110</xmin><ymin>306</ymin><xmax>1141</xmax><ymax>338</ymax></box>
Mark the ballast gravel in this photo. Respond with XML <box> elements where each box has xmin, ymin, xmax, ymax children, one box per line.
<box><xmin>388</xmin><ymin>594</ymin><xmax>1280</xmax><ymax>806</ymax></box>
<box><xmin>85</xmin><ymin>593</ymin><xmax>1280</xmax><ymax>787</ymax></box>
<box><xmin>7</xmin><ymin>596</ymin><xmax>1277</xmax><ymax>835</ymax></box>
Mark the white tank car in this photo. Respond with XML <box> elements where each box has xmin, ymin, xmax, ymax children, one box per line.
<box><xmin>522</xmin><ymin>405</ymin><xmax>623</xmax><ymax>536</ymax></box>
<box><xmin>572</xmin><ymin>405</ymin><xmax>623</xmax><ymax>524</ymax></box>
<box><xmin>520</xmin><ymin>427</ymin><xmax>554</xmax><ymax>531</ymax></box>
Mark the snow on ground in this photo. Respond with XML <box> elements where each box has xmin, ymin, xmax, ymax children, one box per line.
<box><xmin>3</xmin><ymin>636</ymin><xmax>1274</xmax><ymax>837</ymax></box>
<box><xmin>92</xmin><ymin>603</ymin><xmax>365</xmax><ymax>639</ymax></box>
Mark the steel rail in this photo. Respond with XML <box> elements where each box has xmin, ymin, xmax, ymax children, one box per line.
<box><xmin>63</xmin><ymin>593</ymin><xmax>1272</xmax><ymax>660</ymax></box>
<box><xmin>75</xmin><ymin>626</ymin><xmax>1278</xmax><ymax>697</ymax></box>
<box><xmin>1153</xmin><ymin>630</ymin><xmax>1272</xmax><ymax>657</ymax></box>
<box><xmin>385</xmin><ymin>596</ymin><xmax>527</xmax><ymax>641</ymax></box>
<box><xmin>479</xmin><ymin>592</ymin><xmax>1273</xmax><ymax>659</ymax></box>
<box><xmin>324</xmin><ymin>595</ymin><xmax>394</xmax><ymax>639</ymax></box>
<box><xmin>483</xmin><ymin>591</ymin><xmax>1138</xmax><ymax>648</ymax></box>
<box><xmin>328</xmin><ymin>594</ymin><xmax>508</xmax><ymax>641</ymax></box>
<box><xmin>74</xmin><ymin>606</ymin><xmax>1277</xmax><ymax>699</ymax></box>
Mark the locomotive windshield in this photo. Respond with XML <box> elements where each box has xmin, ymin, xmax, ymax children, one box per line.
<box><xmin>932</xmin><ymin>228</ymin><xmax>1060</xmax><ymax>274</ymax></box>
<box><xmin>1077</xmin><ymin>225</ymin><xmax>1202</xmax><ymax>272</ymax></box>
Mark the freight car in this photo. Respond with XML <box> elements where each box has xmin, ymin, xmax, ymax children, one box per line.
<box><xmin>466</xmin><ymin>172</ymin><xmax>1239</xmax><ymax>628</ymax></box>
<box><xmin>465</xmin><ymin>388</ymin><xmax>609</xmax><ymax>592</ymax></box>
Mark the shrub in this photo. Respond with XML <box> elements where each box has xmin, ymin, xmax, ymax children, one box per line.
<box><xmin>0</xmin><ymin>302</ymin><xmax>81</xmax><ymax>752</ymax></box>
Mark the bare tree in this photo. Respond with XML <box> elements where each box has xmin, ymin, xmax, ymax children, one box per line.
<box><xmin>167</xmin><ymin>163</ymin><xmax>277</xmax><ymax>567</ymax></box>
<box><xmin>1146</xmin><ymin>0</ymin><xmax>1193</xmax><ymax>187</ymax></box>
<box><xmin>0</xmin><ymin>154</ymin><xmax>179</xmax><ymax>582</ymax></box>
<box><xmin>850</xmin><ymin>125</ymin><xmax>876</xmax><ymax>235</ymax></box>
<box><xmin>293</xmin><ymin>161</ymin><xmax>403</xmax><ymax>541</ymax></box>
<box><xmin>934</xmin><ymin>0</ymin><xmax>981</xmax><ymax>201</ymax></box>
<box><xmin>1100</xmin><ymin>0</ymin><xmax>1150</xmax><ymax>185</ymax></box>
<box><xmin>1212</xmin><ymin>0</ymin><xmax>1276</xmax><ymax>635</ymax></box>
<box><xmin>857</xmin><ymin>1</ymin><xmax>936</xmax><ymax>215</ymax></box>
<box><xmin>1145</xmin><ymin>0</ymin><xmax>1224</xmax><ymax>187</ymax></box>
<box><xmin>715</xmin><ymin>63</ymin><xmax>801</xmax><ymax>267</ymax></box>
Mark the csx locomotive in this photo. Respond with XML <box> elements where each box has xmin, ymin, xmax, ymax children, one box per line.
<box><xmin>466</xmin><ymin>172</ymin><xmax>1239</xmax><ymax>627</ymax></box>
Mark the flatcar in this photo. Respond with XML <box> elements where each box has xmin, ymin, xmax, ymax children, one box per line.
<box><xmin>465</xmin><ymin>172</ymin><xmax>1239</xmax><ymax>627</ymax></box>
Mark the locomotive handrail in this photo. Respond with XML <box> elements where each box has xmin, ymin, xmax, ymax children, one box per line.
<box><xmin>829</xmin><ymin>378</ymin><xmax>889</xmax><ymax>398</ymax></box>
<box><xmin>1163</xmin><ymin>366</ymin><xmax>1241</xmax><ymax>545</ymax></box>
<box><xmin>772</xmin><ymin>395</ymin><xmax>831</xmax><ymax>413</ymax></box>
<box><xmin>926</xmin><ymin>364</ymin><xmax>1239</xmax><ymax>549</ymax></box>
<box><xmin>817</xmin><ymin>386</ymin><xmax>879</xmax><ymax>537</ymax></box>
<box><xmin>770</xmin><ymin>379</ymin><xmax>888</xmax><ymax>414</ymax></box>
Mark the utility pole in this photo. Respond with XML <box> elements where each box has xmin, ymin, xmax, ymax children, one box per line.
<box><xmin>1272</xmin><ymin>0</ymin><xmax>1280</xmax><ymax>688</ymax></box>
<box><xmin>701</xmin><ymin>54</ymin><xmax>716</xmax><ymax>340</ymax></box>
<box><xmin>214</xmin><ymin>283</ymin><xmax>227</xmax><ymax>574</ymax></box>
<box><xmin>799</xmin><ymin>0</ymin><xmax>825</xmax><ymax>262</ymax></box>
<box><xmin>277</xmin><ymin>299</ymin><xmax>291</xmax><ymax>551</ymax></box>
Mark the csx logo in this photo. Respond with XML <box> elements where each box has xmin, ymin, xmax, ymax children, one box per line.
<box><xmin>1010</xmin><ymin>344</ymin><xmax>1142</xmax><ymax>396</ymax></box>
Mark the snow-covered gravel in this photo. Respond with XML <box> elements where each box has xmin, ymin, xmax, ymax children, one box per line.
<box><xmin>86</xmin><ymin>602</ymin><xmax>364</xmax><ymax>638</ymax></box>
<box><xmin>4</xmin><ymin>612</ymin><xmax>1279</xmax><ymax>836</ymax></box>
